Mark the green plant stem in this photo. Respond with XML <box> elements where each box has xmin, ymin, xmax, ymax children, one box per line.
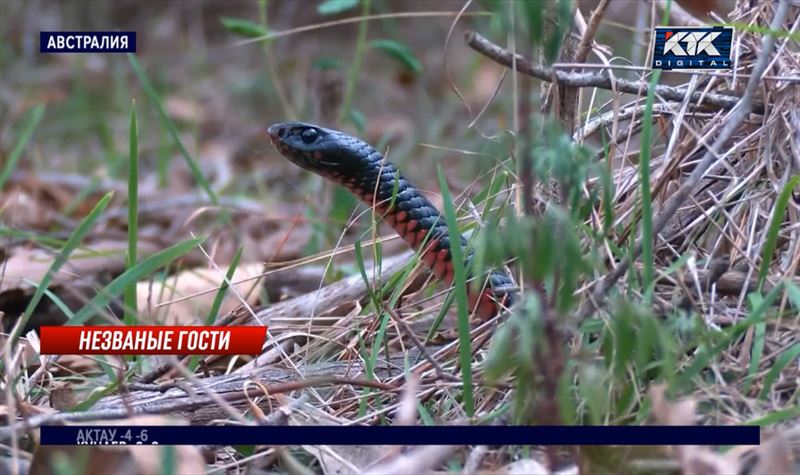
<box><xmin>437</xmin><ymin>165</ymin><xmax>474</xmax><ymax>417</ymax></box>
<box><xmin>339</xmin><ymin>0</ymin><xmax>371</xmax><ymax>124</ymax></box>
<box><xmin>637</xmin><ymin>69</ymin><xmax>661</xmax><ymax>302</ymax></box>
<box><xmin>124</xmin><ymin>100</ymin><xmax>139</xmax><ymax>325</ymax></box>
<box><xmin>259</xmin><ymin>0</ymin><xmax>296</xmax><ymax>118</ymax></box>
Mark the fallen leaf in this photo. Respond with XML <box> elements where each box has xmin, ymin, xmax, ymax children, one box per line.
<box><xmin>136</xmin><ymin>262</ymin><xmax>265</xmax><ymax>325</ymax></box>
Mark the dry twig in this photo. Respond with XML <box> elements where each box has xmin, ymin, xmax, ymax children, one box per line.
<box><xmin>465</xmin><ymin>30</ymin><xmax>766</xmax><ymax>114</ymax></box>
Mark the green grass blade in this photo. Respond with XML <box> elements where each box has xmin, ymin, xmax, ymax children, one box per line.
<box><xmin>673</xmin><ymin>283</ymin><xmax>783</xmax><ymax>392</ymax></box>
<box><xmin>69</xmin><ymin>238</ymin><xmax>202</xmax><ymax>326</ymax></box>
<box><xmin>338</xmin><ymin>0</ymin><xmax>370</xmax><ymax>124</ymax></box>
<box><xmin>353</xmin><ymin>240</ymin><xmax>379</xmax><ymax>309</ymax></box>
<box><xmin>746</xmin><ymin>406</ymin><xmax>800</xmax><ymax>426</ymax></box>
<box><xmin>70</xmin><ymin>379</ymin><xmax>122</xmax><ymax>412</ymax></box>
<box><xmin>599</xmin><ymin>136</ymin><xmax>615</xmax><ymax>234</ymax></box>
<box><xmin>37</xmin><ymin>285</ymin><xmax>78</xmax><ymax>321</ymax></box>
<box><xmin>757</xmin><ymin>175</ymin><xmax>799</xmax><ymax>291</ymax></box>
<box><xmin>425</xmin><ymin>291</ymin><xmax>457</xmax><ymax>343</ymax></box>
<box><xmin>127</xmin><ymin>54</ymin><xmax>220</xmax><ymax>207</ymax></box>
<box><xmin>0</xmin><ymin>104</ymin><xmax>45</xmax><ymax>190</ymax></box>
<box><xmin>7</xmin><ymin>192</ymin><xmax>113</xmax><ymax>347</ymax></box>
<box><xmin>758</xmin><ymin>342</ymin><xmax>800</xmax><ymax>400</ymax></box>
<box><xmin>743</xmin><ymin>176</ymin><xmax>800</xmax><ymax>393</ymax></box>
<box><xmin>472</xmin><ymin>169</ymin><xmax>508</xmax><ymax>224</ymax></box>
<box><xmin>436</xmin><ymin>164</ymin><xmax>474</xmax><ymax>417</ymax></box>
<box><xmin>742</xmin><ymin>294</ymin><xmax>766</xmax><ymax>395</ymax></box>
<box><xmin>637</xmin><ymin>69</ymin><xmax>662</xmax><ymax>302</ymax></box>
<box><xmin>726</xmin><ymin>21</ymin><xmax>800</xmax><ymax>43</ymax></box>
<box><xmin>186</xmin><ymin>247</ymin><xmax>244</xmax><ymax>372</ymax></box>
<box><xmin>353</xmin><ymin>238</ymin><xmax>391</xmax><ymax>413</ymax></box>
<box><xmin>0</xmin><ymin>227</ymin><xmax>67</xmax><ymax>248</ymax></box>
<box><xmin>205</xmin><ymin>247</ymin><xmax>244</xmax><ymax>326</ymax></box>
<box><xmin>124</xmin><ymin>100</ymin><xmax>140</xmax><ymax>325</ymax></box>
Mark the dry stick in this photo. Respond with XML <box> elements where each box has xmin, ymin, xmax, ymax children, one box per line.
<box><xmin>575</xmin><ymin>0</ymin><xmax>610</xmax><ymax>63</ymax></box>
<box><xmin>383</xmin><ymin>305</ymin><xmax>459</xmax><ymax>383</ymax></box>
<box><xmin>464</xmin><ymin>30</ymin><xmax>765</xmax><ymax>114</ymax></box>
<box><xmin>2</xmin><ymin>375</ymin><xmax>396</xmax><ymax>440</ymax></box>
<box><xmin>462</xmin><ymin>445</ymin><xmax>488</xmax><ymax>475</ymax></box>
<box><xmin>585</xmin><ymin>0</ymin><xmax>791</xmax><ymax>315</ymax></box>
<box><xmin>3</xmin><ymin>318</ymin><xmax>22</xmax><ymax>475</ymax></box>
<box><xmin>553</xmin><ymin>0</ymin><xmax>611</xmax><ymax>140</ymax></box>
<box><xmin>139</xmin><ymin>251</ymin><xmax>413</xmax><ymax>383</ymax></box>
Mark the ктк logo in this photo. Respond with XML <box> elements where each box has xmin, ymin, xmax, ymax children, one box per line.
<box><xmin>652</xmin><ymin>26</ymin><xmax>733</xmax><ymax>70</ymax></box>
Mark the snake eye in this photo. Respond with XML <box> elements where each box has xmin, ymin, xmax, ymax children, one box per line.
<box><xmin>300</xmin><ymin>128</ymin><xmax>319</xmax><ymax>144</ymax></box>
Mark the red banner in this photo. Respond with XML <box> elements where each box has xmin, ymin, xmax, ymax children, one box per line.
<box><xmin>40</xmin><ymin>326</ymin><xmax>267</xmax><ymax>355</ymax></box>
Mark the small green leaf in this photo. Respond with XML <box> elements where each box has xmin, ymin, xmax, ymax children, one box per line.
<box><xmin>234</xmin><ymin>445</ymin><xmax>256</xmax><ymax>457</ymax></box>
<box><xmin>485</xmin><ymin>322</ymin><xmax>514</xmax><ymax>381</ymax></box>
<box><xmin>612</xmin><ymin>303</ymin><xmax>636</xmax><ymax>377</ymax></box>
<box><xmin>369</xmin><ymin>39</ymin><xmax>422</xmax><ymax>73</ymax></box>
<box><xmin>312</xmin><ymin>57</ymin><xmax>346</xmax><ymax>70</ymax></box>
<box><xmin>317</xmin><ymin>0</ymin><xmax>360</xmax><ymax>15</ymax></box>
<box><xmin>578</xmin><ymin>366</ymin><xmax>606</xmax><ymax>425</ymax></box>
<box><xmin>220</xmin><ymin>16</ymin><xmax>268</xmax><ymax>38</ymax></box>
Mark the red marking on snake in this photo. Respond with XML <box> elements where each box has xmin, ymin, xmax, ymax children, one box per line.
<box><xmin>422</xmin><ymin>239</ymin><xmax>439</xmax><ymax>267</ymax></box>
<box><xmin>444</xmin><ymin>267</ymin><xmax>455</xmax><ymax>284</ymax></box>
<box><xmin>433</xmin><ymin>259</ymin><xmax>447</xmax><ymax>278</ymax></box>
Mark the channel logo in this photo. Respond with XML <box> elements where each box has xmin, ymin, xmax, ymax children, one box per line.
<box><xmin>652</xmin><ymin>27</ymin><xmax>732</xmax><ymax>70</ymax></box>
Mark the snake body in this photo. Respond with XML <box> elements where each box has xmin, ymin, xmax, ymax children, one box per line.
<box><xmin>267</xmin><ymin>121</ymin><xmax>516</xmax><ymax>319</ymax></box>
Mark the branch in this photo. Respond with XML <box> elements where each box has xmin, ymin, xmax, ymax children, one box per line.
<box><xmin>464</xmin><ymin>30</ymin><xmax>765</xmax><ymax>114</ymax></box>
<box><xmin>2</xmin><ymin>360</ymin><xmax>401</xmax><ymax>440</ymax></box>
<box><xmin>575</xmin><ymin>0</ymin><xmax>610</xmax><ymax>63</ymax></box>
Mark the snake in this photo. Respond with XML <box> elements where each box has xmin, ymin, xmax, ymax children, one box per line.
<box><xmin>267</xmin><ymin>121</ymin><xmax>517</xmax><ymax>319</ymax></box>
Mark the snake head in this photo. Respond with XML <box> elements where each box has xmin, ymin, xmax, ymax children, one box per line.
<box><xmin>267</xmin><ymin>121</ymin><xmax>374</xmax><ymax>176</ymax></box>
